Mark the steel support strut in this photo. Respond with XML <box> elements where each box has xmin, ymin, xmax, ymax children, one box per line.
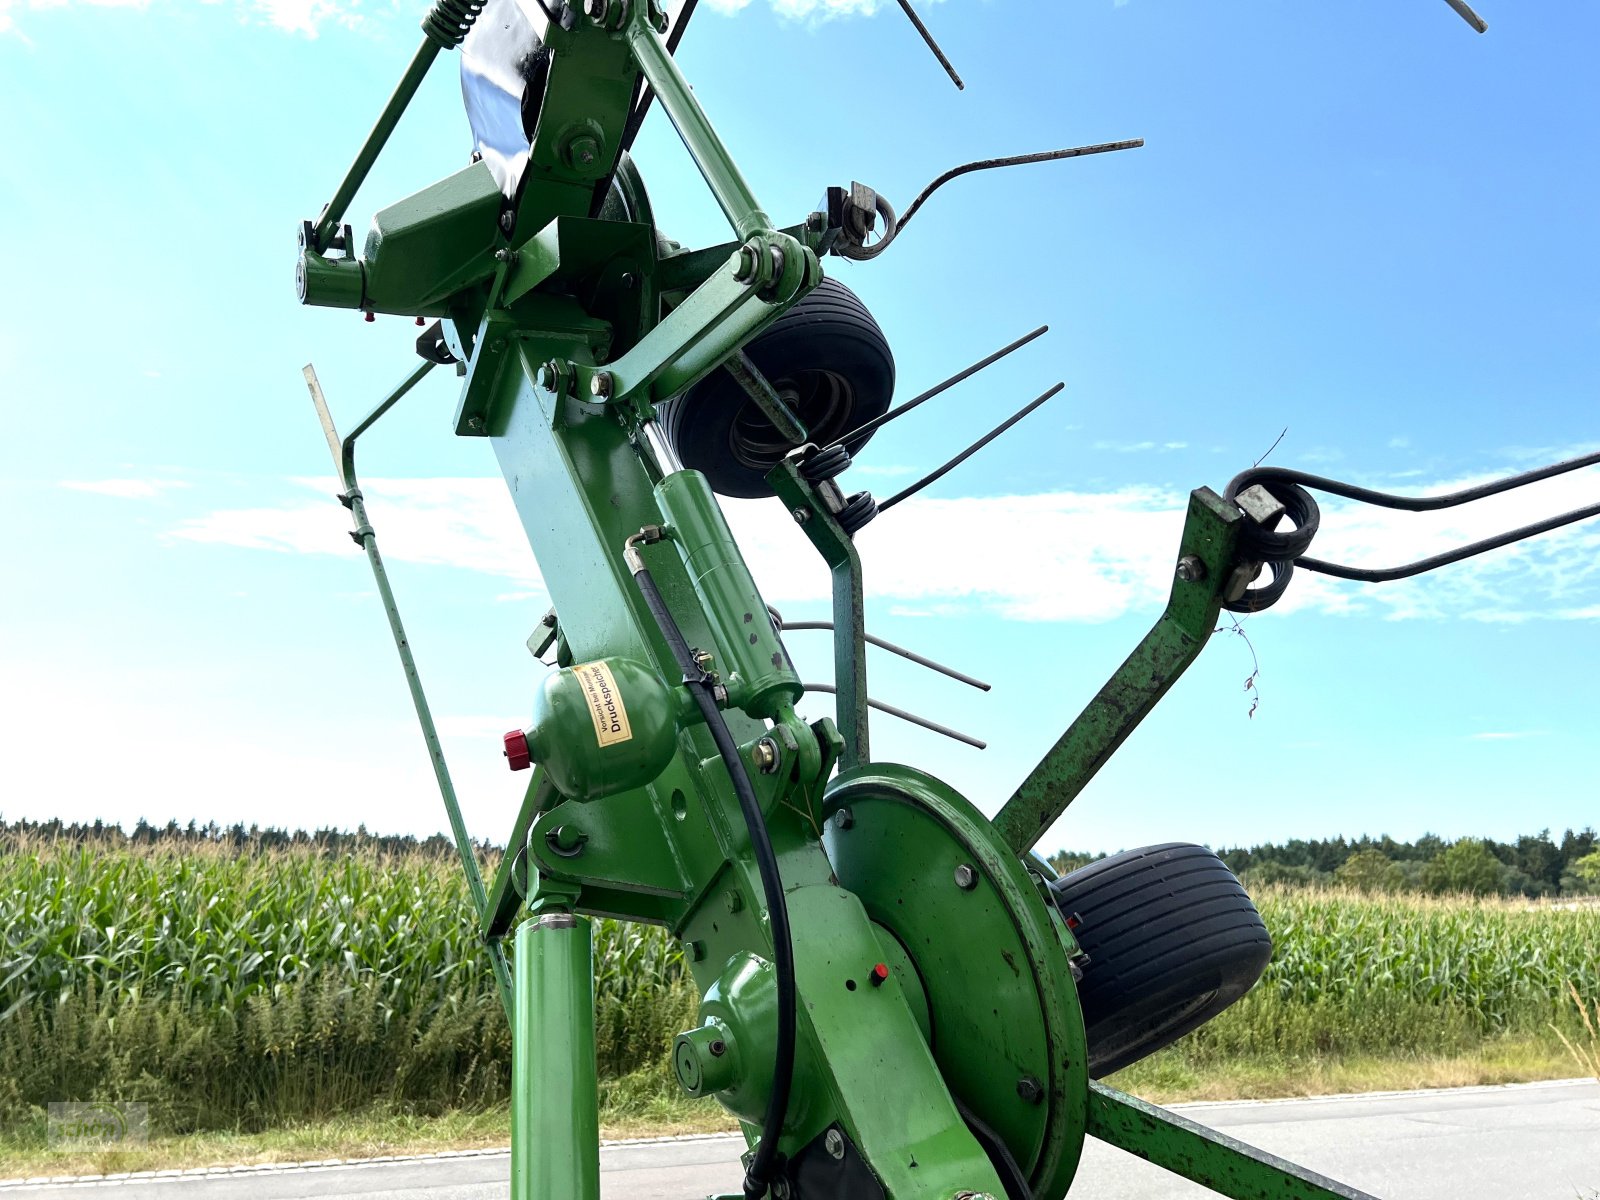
<box><xmin>303</xmin><ymin>363</ymin><xmax>514</xmax><ymax>1021</ymax></box>
<box><xmin>992</xmin><ymin>487</ymin><xmax>1243</xmax><ymax>855</ymax></box>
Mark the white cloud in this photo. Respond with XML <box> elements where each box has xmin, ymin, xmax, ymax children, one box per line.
<box><xmin>1468</xmin><ymin>731</ymin><xmax>1548</xmax><ymax>741</ymax></box>
<box><xmin>61</xmin><ymin>478</ymin><xmax>191</xmax><ymax>499</ymax></box>
<box><xmin>166</xmin><ymin>456</ymin><xmax>1600</xmax><ymax>627</ymax></box>
<box><xmin>1093</xmin><ymin>440</ymin><xmax>1188</xmax><ymax>454</ymax></box>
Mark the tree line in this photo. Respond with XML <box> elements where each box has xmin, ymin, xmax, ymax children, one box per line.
<box><xmin>1050</xmin><ymin>828</ymin><xmax>1600</xmax><ymax>897</ymax></box>
<box><xmin>0</xmin><ymin>816</ymin><xmax>482</xmax><ymax>860</ymax></box>
<box><xmin>7</xmin><ymin>816</ymin><xmax>1597</xmax><ymax>897</ymax></box>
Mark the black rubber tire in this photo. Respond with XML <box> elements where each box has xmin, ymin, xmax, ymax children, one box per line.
<box><xmin>1049</xmin><ymin>843</ymin><xmax>1272</xmax><ymax>1078</ymax></box>
<box><xmin>657</xmin><ymin>277</ymin><xmax>895</xmax><ymax>499</ymax></box>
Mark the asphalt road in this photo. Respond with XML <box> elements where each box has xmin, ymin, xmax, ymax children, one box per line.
<box><xmin>4</xmin><ymin>1080</ymin><xmax>1595</xmax><ymax>1200</ymax></box>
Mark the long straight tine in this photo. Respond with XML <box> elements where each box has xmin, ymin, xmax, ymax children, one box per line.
<box><xmin>804</xmin><ymin>683</ymin><xmax>986</xmax><ymax>749</ymax></box>
<box><xmin>828</xmin><ymin>325</ymin><xmax>1048</xmax><ymax>451</ymax></box>
<box><xmin>783</xmin><ymin>621</ymin><xmax>991</xmax><ymax>691</ymax></box>
<box><xmin>1441</xmin><ymin>0</ymin><xmax>1488</xmax><ymax>33</ymax></box>
<box><xmin>893</xmin><ymin>0</ymin><xmax>964</xmax><ymax>90</ymax></box>
<box><xmin>878</xmin><ymin>382</ymin><xmax>1067</xmax><ymax>513</ymax></box>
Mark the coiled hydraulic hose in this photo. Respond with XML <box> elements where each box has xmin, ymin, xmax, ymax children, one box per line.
<box><xmin>625</xmin><ymin>532</ymin><xmax>795</xmax><ymax>1200</ymax></box>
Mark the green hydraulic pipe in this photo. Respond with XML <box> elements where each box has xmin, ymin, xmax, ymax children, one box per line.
<box><xmin>625</xmin><ymin>18</ymin><xmax>772</xmax><ymax>240</ymax></box>
<box><xmin>512</xmin><ymin>910</ymin><xmax>600</xmax><ymax>1200</ymax></box>
<box><xmin>303</xmin><ymin>363</ymin><xmax>515</xmax><ymax>1023</ymax></box>
<box><xmin>312</xmin><ymin>38</ymin><xmax>442</xmax><ymax>251</ymax></box>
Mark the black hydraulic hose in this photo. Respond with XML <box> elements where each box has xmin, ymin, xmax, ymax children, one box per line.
<box><xmin>627</xmin><ymin>554</ymin><xmax>795</xmax><ymax>1200</ymax></box>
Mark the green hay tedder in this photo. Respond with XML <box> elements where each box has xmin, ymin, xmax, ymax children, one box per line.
<box><xmin>293</xmin><ymin>2</ymin><xmax>1595</xmax><ymax>1197</ymax></box>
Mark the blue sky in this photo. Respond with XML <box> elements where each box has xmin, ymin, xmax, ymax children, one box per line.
<box><xmin>1</xmin><ymin>0</ymin><xmax>1595</xmax><ymax>858</ymax></box>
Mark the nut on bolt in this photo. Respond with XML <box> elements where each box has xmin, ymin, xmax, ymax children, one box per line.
<box><xmin>1016</xmin><ymin>1075</ymin><xmax>1044</xmax><ymax>1105</ymax></box>
<box><xmin>832</xmin><ymin>807</ymin><xmax>854</xmax><ymax>831</ymax></box>
<box><xmin>953</xmin><ymin>863</ymin><xmax>978</xmax><ymax>891</ymax></box>
<box><xmin>1175</xmin><ymin>554</ymin><xmax>1207</xmax><ymax>583</ymax></box>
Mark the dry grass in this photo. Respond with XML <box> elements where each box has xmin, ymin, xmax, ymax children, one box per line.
<box><xmin>1551</xmin><ymin>981</ymin><xmax>1599</xmax><ymax>1079</ymax></box>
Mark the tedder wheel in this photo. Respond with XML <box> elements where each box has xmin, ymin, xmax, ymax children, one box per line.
<box><xmin>1049</xmin><ymin>843</ymin><xmax>1272</xmax><ymax>1078</ymax></box>
<box><xmin>656</xmin><ymin>276</ymin><xmax>895</xmax><ymax>498</ymax></box>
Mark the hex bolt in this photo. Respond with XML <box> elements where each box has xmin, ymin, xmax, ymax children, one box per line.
<box><xmin>791</xmin><ymin>507</ymin><xmax>810</xmax><ymax>524</ymax></box>
<box><xmin>465</xmin><ymin>415</ymin><xmax>487</xmax><ymax>433</ymax></box>
<box><xmin>538</xmin><ymin>363</ymin><xmax>559</xmax><ymax>391</ymax></box>
<box><xmin>590</xmin><ymin>371</ymin><xmax>613</xmax><ymax>399</ymax></box>
<box><xmin>953</xmin><ymin>863</ymin><xmax>978</xmax><ymax>891</ymax></box>
<box><xmin>686</xmin><ymin>940</ymin><xmax>706</xmax><ymax>962</ymax></box>
<box><xmin>724</xmin><ymin>890</ymin><xmax>744</xmax><ymax>914</ymax></box>
<box><xmin>825</xmin><ymin>1128</ymin><xmax>845</xmax><ymax>1160</ymax></box>
<box><xmin>1175</xmin><ymin>555</ymin><xmax>1207</xmax><ymax>583</ymax></box>
<box><xmin>566</xmin><ymin>134</ymin><xmax>601</xmax><ymax>169</ymax></box>
<box><xmin>1016</xmin><ymin>1076</ymin><xmax>1044</xmax><ymax>1105</ymax></box>
<box><xmin>493</xmin><ymin>248</ymin><xmax>513</xmax><ymax>263</ymax></box>
<box><xmin>832</xmin><ymin>807</ymin><xmax>854</xmax><ymax>831</ymax></box>
<box><xmin>753</xmin><ymin>738</ymin><xmax>779</xmax><ymax>774</ymax></box>
<box><xmin>584</xmin><ymin>0</ymin><xmax>605</xmax><ymax>17</ymax></box>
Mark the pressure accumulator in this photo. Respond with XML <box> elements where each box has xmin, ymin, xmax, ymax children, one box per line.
<box><xmin>502</xmin><ymin>657</ymin><xmax>678</xmax><ymax>802</ymax></box>
<box><xmin>653</xmin><ymin>470</ymin><xmax>803</xmax><ymax>720</ymax></box>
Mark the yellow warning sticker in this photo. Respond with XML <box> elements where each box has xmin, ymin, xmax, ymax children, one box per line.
<box><xmin>574</xmin><ymin>661</ymin><xmax>633</xmax><ymax>748</ymax></box>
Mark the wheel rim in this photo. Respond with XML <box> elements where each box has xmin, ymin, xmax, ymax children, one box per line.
<box><xmin>726</xmin><ymin>368</ymin><xmax>855</xmax><ymax>469</ymax></box>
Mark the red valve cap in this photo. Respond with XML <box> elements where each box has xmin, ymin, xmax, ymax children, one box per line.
<box><xmin>503</xmin><ymin>729</ymin><xmax>532</xmax><ymax>771</ymax></box>
<box><xmin>870</xmin><ymin>962</ymin><xmax>889</xmax><ymax>987</ymax></box>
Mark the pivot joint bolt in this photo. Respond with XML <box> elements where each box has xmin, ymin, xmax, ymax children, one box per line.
<box><xmin>824</xmin><ymin>1128</ymin><xmax>846</xmax><ymax>1161</ymax></box>
<box><xmin>1175</xmin><ymin>554</ymin><xmax>1207</xmax><ymax>583</ymax></box>
<box><xmin>753</xmin><ymin>738</ymin><xmax>780</xmax><ymax>774</ymax></box>
<box><xmin>589</xmin><ymin>371</ymin><xmax>614</xmax><ymax>399</ymax></box>
<box><xmin>734</xmin><ymin>245</ymin><xmax>759</xmax><ymax>283</ymax></box>
<box><xmin>953</xmin><ymin>863</ymin><xmax>978</xmax><ymax>891</ymax></box>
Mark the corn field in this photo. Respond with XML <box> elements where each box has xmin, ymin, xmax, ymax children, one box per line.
<box><xmin>1</xmin><ymin>840</ymin><xmax>1594</xmax><ymax>1133</ymax></box>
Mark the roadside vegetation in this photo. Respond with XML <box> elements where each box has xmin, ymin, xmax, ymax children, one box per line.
<box><xmin>2</xmin><ymin>818</ymin><xmax>1595</xmax><ymax>1175</ymax></box>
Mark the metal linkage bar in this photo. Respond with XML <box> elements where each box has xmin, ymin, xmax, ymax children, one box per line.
<box><xmin>303</xmin><ymin>362</ymin><xmax>514</xmax><ymax>1021</ymax></box>
<box><xmin>1087</xmin><ymin>1082</ymin><xmax>1379</xmax><ymax>1200</ymax></box>
<box><xmin>782</xmin><ymin>621</ymin><xmax>990</xmax><ymax>691</ymax></box>
<box><xmin>724</xmin><ymin>351</ymin><xmax>809</xmax><ymax>446</ymax></box>
<box><xmin>624</xmin><ymin>7</ymin><xmax>773</xmax><ymax>240</ymax></box>
<box><xmin>879</xmin><ymin>381</ymin><xmax>1066</xmax><ymax>513</ymax></box>
<box><xmin>803</xmin><ymin>683</ymin><xmax>986</xmax><ymax>749</ymax></box>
